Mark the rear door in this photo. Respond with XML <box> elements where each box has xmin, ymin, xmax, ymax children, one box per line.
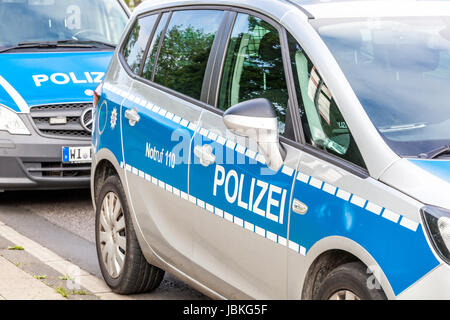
<box><xmin>120</xmin><ymin>9</ymin><xmax>227</xmax><ymax>269</ymax></box>
<box><xmin>187</xmin><ymin>12</ymin><xmax>302</xmax><ymax>299</ymax></box>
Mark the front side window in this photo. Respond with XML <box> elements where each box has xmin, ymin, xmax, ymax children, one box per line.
<box><xmin>0</xmin><ymin>0</ymin><xmax>128</xmax><ymax>48</ymax></box>
<box><xmin>218</xmin><ymin>13</ymin><xmax>289</xmax><ymax>135</ymax></box>
<box><xmin>152</xmin><ymin>10</ymin><xmax>224</xmax><ymax>100</ymax></box>
<box><xmin>123</xmin><ymin>14</ymin><xmax>158</xmax><ymax>74</ymax></box>
<box><xmin>312</xmin><ymin>16</ymin><xmax>450</xmax><ymax>158</ymax></box>
<box><xmin>288</xmin><ymin>34</ymin><xmax>366</xmax><ymax>168</ymax></box>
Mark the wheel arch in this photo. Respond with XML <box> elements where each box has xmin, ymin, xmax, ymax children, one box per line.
<box><xmin>300</xmin><ymin>236</ymin><xmax>396</xmax><ymax>300</ymax></box>
<box><xmin>91</xmin><ymin>148</ymin><xmax>124</xmax><ymax>210</ymax></box>
<box><xmin>91</xmin><ymin>148</ymin><xmax>167</xmax><ymax>273</ymax></box>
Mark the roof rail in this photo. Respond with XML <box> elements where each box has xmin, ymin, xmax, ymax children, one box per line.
<box><xmin>283</xmin><ymin>0</ymin><xmax>315</xmax><ymax>19</ymax></box>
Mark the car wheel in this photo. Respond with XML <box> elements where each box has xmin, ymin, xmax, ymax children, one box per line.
<box><xmin>314</xmin><ymin>262</ymin><xmax>386</xmax><ymax>300</ymax></box>
<box><xmin>95</xmin><ymin>175</ymin><xmax>164</xmax><ymax>294</ymax></box>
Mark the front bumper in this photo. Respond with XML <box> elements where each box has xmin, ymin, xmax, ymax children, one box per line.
<box><xmin>0</xmin><ymin>115</ymin><xmax>91</xmax><ymax>190</ymax></box>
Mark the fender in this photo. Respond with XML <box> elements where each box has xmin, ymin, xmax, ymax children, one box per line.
<box><xmin>91</xmin><ymin>147</ymin><xmax>125</xmax><ymax>211</ymax></box>
<box><xmin>295</xmin><ymin>236</ymin><xmax>396</xmax><ymax>300</ymax></box>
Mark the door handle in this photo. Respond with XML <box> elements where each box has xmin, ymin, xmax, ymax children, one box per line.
<box><xmin>194</xmin><ymin>144</ymin><xmax>216</xmax><ymax>167</ymax></box>
<box><xmin>292</xmin><ymin>199</ymin><xmax>308</xmax><ymax>215</ymax></box>
<box><xmin>125</xmin><ymin>108</ymin><xmax>140</xmax><ymax>127</ymax></box>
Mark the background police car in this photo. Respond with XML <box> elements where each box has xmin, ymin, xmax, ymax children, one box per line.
<box><xmin>0</xmin><ymin>0</ymin><xmax>129</xmax><ymax>191</ymax></box>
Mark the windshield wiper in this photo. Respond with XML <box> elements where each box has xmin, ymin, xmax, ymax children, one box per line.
<box><xmin>57</xmin><ymin>40</ymin><xmax>116</xmax><ymax>49</ymax></box>
<box><xmin>419</xmin><ymin>145</ymin><xmax>450</xmax><ymax>159</ymax></box>
<box><xmin>0</xmin><ymin>41</ymin><xmax>95</xmax><ymax>53</ymax></box>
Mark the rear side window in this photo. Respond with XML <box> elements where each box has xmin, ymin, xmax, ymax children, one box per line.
<box><xmin>123</xmin><ymin>14</ymin><xmax>158</xmax><ymax>74</ymax></box>
<box><xmin>151</xmin><ymin>10</ymin><xmax>224</xmax><ymax>100</ymax></box>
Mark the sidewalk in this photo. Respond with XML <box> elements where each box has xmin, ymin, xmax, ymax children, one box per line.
<box><xmin>0</xmin><ymin>256</ymin><xmax>63</xmax><ymax>300</ymax></box>
<box><xmin>0</xmin><ymin>219</ymin><xmax>128</xmax><ymax>300</ymax></box>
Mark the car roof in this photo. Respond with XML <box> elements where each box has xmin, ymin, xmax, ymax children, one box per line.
<box><xmin>135</xmin><ymin>0</ymin><xmax>450</xmax><ymax>20</ymax></box>
<box><xmin>133</xmin><ymin>0</ymin><xmax>309</xmax><ymax>21</ymax></box>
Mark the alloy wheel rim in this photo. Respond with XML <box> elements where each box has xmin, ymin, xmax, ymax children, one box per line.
<box><xmin>329</xmin><ymin>290</ymin><xmax>361</xmax><ymax>300</ymax></box>
<box><xmin>99</xmin><ymin>192</ymin><xmax>126</xmax><ymax>279</ymax></box>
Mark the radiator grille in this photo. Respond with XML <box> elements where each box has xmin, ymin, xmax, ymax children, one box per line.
<box><xmin>30</xmin><ymin>103</ymin><xmax>93</xmax><ymax>138</ymax></box>
<box><xmin>23</xmin><ymin>162</ymin><xmax>91</xmax><ymax>178</ymax></box>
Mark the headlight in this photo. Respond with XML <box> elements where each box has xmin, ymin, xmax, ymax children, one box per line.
<box><xmin>0</xmin><ymin>105</ymin><xmax>30</xmax><ymax>135</ymax></box>
<box><xmin>421</xmin><ymin>205</ymin><xmax>450</xmax><ymax>264</ymax></box>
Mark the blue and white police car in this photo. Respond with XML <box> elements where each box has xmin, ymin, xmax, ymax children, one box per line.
<box><xmin>91</xmin><ymin>0</ymin><xmax>450</xmax><ymax>299</ymax></box>
<box><xmin>0</xmin><ymin>0</ymin><xmax>128</xmax><ymax>190</ymax></box>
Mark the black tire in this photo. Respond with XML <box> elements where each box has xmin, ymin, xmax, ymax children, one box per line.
<box><xmin>95</xmin><ymin>175</ymin><xmax>165</xmax><ymax>295</ymax></box>
<box><xmin>314</xmin><ymin>262</ymin><xmax>387</xmax><ymax>300</ymax></box>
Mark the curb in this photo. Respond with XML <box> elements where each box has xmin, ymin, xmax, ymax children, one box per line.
<box><xmin>0</xmin><ymin>219</ymin><xmax>126</xmax><ymax>300</ymax></box>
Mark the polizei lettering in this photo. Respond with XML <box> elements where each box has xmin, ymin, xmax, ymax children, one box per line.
<box><xmin>213</xmin><ymin>164</ymin><xmax>287</xmax><ymax>224</ymax></box>
<box><xmin>32</xmin><ymin>72</ymin><xmax>105</xmax><ymax>87</ymax></box>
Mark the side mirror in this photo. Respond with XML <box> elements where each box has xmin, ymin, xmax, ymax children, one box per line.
<box><xmin>223</xmin><ymin>98</ymin><xmax>286</xmax><ymax>171</ymax></box>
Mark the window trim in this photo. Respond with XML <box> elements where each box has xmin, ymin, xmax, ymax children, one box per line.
<box><xmin>116</xmin><ymin>0</ymin><xmax>132</xmax><ymax>18</ymax></box>
<box><xmin>281</xmin><ymin>31</ymin><xmax>369</xmax><ymax>177</ymax></box>
<box><xmin>119</xmin><ymin>10</ymin><xmax>164</xmax><ymax>78</ymax></box>
<box><xmin>211</xmin><ymin>7</ymin><xmax>289</xmax><ymax>107</ymax></box>
<box><xmin>210</xmin><ymin>7</ymin><xmax>299</xmax><ymax>141</ymax></box>
<box><xmin>117</xmin><ymin>5</ymin><xmax>369</xmax><ymax>179</ymax></box>
<box><xmin>148</xmin><ymin>11</ymin><xmax>173</xmax><ymax>81</ymax></box>
<box><xmin>202</xmin><ymin>11</ymin><xmax>236</xmax><ymax>105</ymax></box>
<box><xmin>149</xmin><ymin>7</ymin><xmax>228</xmax><ymax>97</ymax></box>
<box><xmin>117</xmin><ymin>6</ymin><xmax>230</xmax><ymax>113</ymax></box>
<box><xmin>282</xmin><ymin>136</ymin><xmax>369</xmax><ymax>178</ymax></box>
<box><xmin>279</xmin><ymin>27</ymin><xmax>304</xmax><ymax>143</ymax></box>
<box><xmin>120</xmin><ymin>5</ymin><xmax>229</xmax><ymax>104</ymax></box>
<box><xmin>137</xmin><ymin>12</ymin><xmax>165</xmax><ymax>76</ymax></box>
<box><xmin>208</xmin><ymin>7</ymin><xmax>368</xmax><ymax>177</ymax></box>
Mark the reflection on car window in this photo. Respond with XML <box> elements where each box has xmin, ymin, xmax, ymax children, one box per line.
<box><xmin>142</xmin><ymin>13</ymin><xmax>170</xmax><ymax>81</ymax></box>
<box><xmin>312</xmin><ymin>17</ymin><xmax>450</xmax><ymax>157</ymax></box>
<box><xmin>288</xmin><ymin>34</ymin><xmax>366</xmax><ymax>168</ymax></box>
<box><xmin>123</xmin><ymin>15</ymin><xmax>158</xmax><ymax>74</ymax></box>
<box><xmin>218</xmin><ymin>13</ymin><xmax>289</xmax><ymax>135</ymax></box>
<box><xmin>152</xmin><ymin>10</ymin><xmax>224</xmax><ymax>100</ymax></box>
<box><xmin>0</xmin><ymin>0</ymin><xmax>128</xmax><ymax>48</ymax></box>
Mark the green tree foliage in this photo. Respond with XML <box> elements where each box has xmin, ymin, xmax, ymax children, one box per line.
<box><xmin>153</xmin><ymin>25</ymin><xmax>216</xmax><ymax>100</ymax></box>
<box><xmin>123</xmin><ymin>23</ymin><xmax>140</xmax><ymax>59</ymax></box>
<box><xmin>219</xmin><ymin>16</ymin><xmax>289</xmax><ymax>128</ymax></box>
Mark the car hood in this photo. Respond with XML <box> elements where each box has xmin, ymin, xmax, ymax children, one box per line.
<box><xmin>0</xmin><ymin>51</ymin><xmax>114</xmax><ymax>113</ymax></box>
<box><xmin>409</xmin><ymin>159</ymin><xmax>450</xmax><ymax>183</ymax></box>
<box><xmin>380</xmin><ymin>158</ymin><xmax>450</xmax><ymax>210</ymax></box>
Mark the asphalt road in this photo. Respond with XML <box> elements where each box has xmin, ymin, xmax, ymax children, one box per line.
<box><xmin>0</xmin><ymin>189</ymin><xmax>206</xmax><ymax>300</ymax></box>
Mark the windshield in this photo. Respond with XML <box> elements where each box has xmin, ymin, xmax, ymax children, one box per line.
<box><xmin>312</xmin><ymin>17</ymin><xmax>450</xmax><ymax>158</ymax></box>
<box><xmin>0</xmin><ymin>0</ymin><xmax>128</xmax><ymax>49</ymax></box>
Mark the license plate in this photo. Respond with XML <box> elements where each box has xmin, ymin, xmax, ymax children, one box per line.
<box><xmin>62</xmin><ymin>146</ymin><xmax>92</xmax><ymax>163</ymax></box>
